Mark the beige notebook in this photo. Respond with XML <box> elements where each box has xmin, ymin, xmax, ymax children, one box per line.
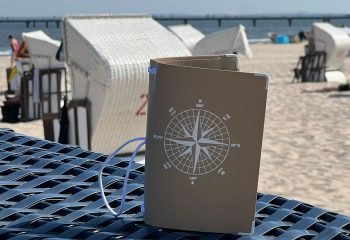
<box><xmin>144</xmin><ymin>55</ymin><xmax>268</xmax><ymax>234</ymax></box>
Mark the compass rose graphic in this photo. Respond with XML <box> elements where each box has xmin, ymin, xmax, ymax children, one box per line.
<box><xmin>164</xmin><ymin>108</ymin><xmax>231</xmax><ymax>176</ymax></box>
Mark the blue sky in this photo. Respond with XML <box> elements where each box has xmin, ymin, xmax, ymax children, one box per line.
<box><xmin>1</xmin><ymin>0</ymin><xmax>350</xmax><ymax>17</ymax></box>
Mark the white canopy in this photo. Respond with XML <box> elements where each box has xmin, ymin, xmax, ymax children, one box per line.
<box><xmin>62</xmin><ymin>14</ymin><xmax>191</xmax><ymax>153</ymax></box>
<box><xmin>310</xmin><ymin>22</ymin><xmax>350</xmax><ymax>83</ymax></box>
<box><xmin>22</xmin><ymin>30</ymin><xmax>65</xmax><ymax>69</ymax></box>
<box><xmin>168</xmin><ymin>24</ymin><xmax>205</xmax><ymax>52</ymax></box>
<box><xmin>311</xmin><ymin>23</ymin><xmax>350</xmax><ymax>70</ymax></box>
<box><xmin>192</xmin><ymin>25</ymin><xmax>253</xmax><ymax>58</ymax></box>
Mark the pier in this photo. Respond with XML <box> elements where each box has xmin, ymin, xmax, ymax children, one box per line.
<box><xmin>154</xmin><ymin>14</ymin><xmax>350</xmax><ymax>27</ymax></box>
<box><xmin>1</xmin><ymin>14</ymin><xmax>350</xmax><ymax>28</ymax></box>
<box><xmin>0</xmin><ymin>17</ymin><xmax>61</xmax><ymax>28</ymax></box>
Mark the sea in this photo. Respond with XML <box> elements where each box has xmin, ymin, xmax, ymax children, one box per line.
<box><xmin>1</xmin><ymin>17</ymin><xmax>350</xmax><ymax>55</ymax></box>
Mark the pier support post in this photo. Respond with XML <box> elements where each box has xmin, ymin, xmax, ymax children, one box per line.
<box><xmin>288</xmin><ymin>18</ymin><xmax>292</xmax><ymax>26</ymax></box>
<box><xmin>252</xmin><ymin>19</ymin><xmax>257</xmax><ymax>27</ymax></box>
<box><xmin>218</xmin><ymin>19</ymin><xmax>222</xmax><ymax>27</ymax></box>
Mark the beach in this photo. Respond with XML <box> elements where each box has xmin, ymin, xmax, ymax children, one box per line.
<box><xmin>0</xmin><ymin>42</ymin><xmax>349</xmax><ymax>216</ymax></box>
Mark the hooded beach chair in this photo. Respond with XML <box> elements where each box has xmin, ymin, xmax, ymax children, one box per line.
<box><xmin>168</xmin><ymin>24</ymin><xmax>205</xmax><ymax>52</ymax></box>
<box><xmin>192</xmin><ymin>25</ymin><xmax>253</xmax><ymax>58</ymax></box>
<box><xmin>293</xmin><ymin>22</ymin><xmax>350</xmax><ymax>83</ymax></box>
<box><xmin>62</xmin><ymin>14</ymin><xmax>191</xmax><ymax>153</ymax></box>
<box><xmin>21</xmin><ymin>31</ymin><xmax>68</xmax><ymax>123</ymax></box>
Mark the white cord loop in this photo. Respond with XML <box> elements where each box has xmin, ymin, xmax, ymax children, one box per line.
<box><xmin>98</xmin><ymin>137</ymin><xmax>146</xmax><ymax>217</ymax></box>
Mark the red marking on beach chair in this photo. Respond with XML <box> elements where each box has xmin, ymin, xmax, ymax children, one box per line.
<box><xmin>136</xmin><ymin>94</ymin><xmax>148</xmax><ymax>116</ymax></box>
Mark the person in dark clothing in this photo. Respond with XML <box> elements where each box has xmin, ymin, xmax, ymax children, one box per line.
<box><xmin>298</xmin><ymin>31</ymin><xmax>307</xmax><ymax>41</ymax></box>
<box><xmin>58</xmin><ymin>97</ymin><xmax>69</xmax><ymax>144</ymax></box>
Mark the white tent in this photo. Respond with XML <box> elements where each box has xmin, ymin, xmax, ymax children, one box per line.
<box><xmin>62</xmin><ymin>14</ymin><xmax>191</xmax><ymax>154</ymax></box>
<box><xmin>168</xmin><ymin>24</ymin><xmax>205</xmax><ymax>52</ymax></box>
<box><xmin>22</xmin><ymin>31</ymin><xmax>65</xmax><ymax>70</ymax></box>
<box><xmin>309</xmin><ymin>23</ymin><xmax>350</xmax><ymax>83</ymax></box>
<box><xmin>192</xmin><ymin>25</ymin><xmax>253</xmax><ymax>58</ymax></box>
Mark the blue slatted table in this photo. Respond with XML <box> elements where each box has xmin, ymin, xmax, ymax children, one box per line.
<box><xmin>0</xmin><ymin>128</ymin><xmax>349</xmax><ymax>240</ymax></box>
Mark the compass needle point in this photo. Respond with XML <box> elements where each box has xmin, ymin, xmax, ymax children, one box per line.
<box><xmin>202</xmin><ymin>147</ymin><xmax>212</xmax><ymax>160</ymax></box>
<box><xmin>181</xmin><ymin>124</ymin><xmax>192</xmax><ymax>137</ymax></box>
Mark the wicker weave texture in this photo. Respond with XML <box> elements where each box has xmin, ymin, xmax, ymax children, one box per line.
<box><xmin>0</xmin><ymin>128</ymin><xmax>349</xmax><ymax>239</ymax></box>
<box><xmin>62</xmin><ymin>14</ymin><xmax>191</xmax><ymax>154</ymax></box>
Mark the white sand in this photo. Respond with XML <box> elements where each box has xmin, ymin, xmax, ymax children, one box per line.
<box><xmin>240</xmin><ymin>43</ymin><xmax>350</xmax><ymax>215</ymax></box>
<box><xmin>0</xmin><ymin>43</ymin><xmax>349</xmax><ymax>215</ymax></box>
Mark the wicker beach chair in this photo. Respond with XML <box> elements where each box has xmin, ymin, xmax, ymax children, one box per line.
<box><xmin>21</xmin><ymin>31</ymin><xmax>67</xmax><ymax>122</ymax></box>
<box><xmin>168</xmin><ymin>24</ymin><xmax>205</xmax><ymax>52</ymax></box>
<box><xmin>293</xmin><ymin>23</ymin><xmax>350</xmax><ymax>83</ymax></box>
<box><xmin>62</xmin><ymin>14</ymin><xmax>191</xmax><ymax>153</ymax></box>
<box><xmin>192</xmin><ymin>25</ymin><xmax>253</xmax><ymax>58</ymax></box>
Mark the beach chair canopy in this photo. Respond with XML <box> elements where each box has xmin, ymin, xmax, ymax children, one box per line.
<box><xmin>62</xmin><ymin>14</ymin><xmax>191</xmax><ymax>154</ymax></box>
<box><xmin>310</xmin><ymin>23</ymin><xmax>350</xmax><ymax>70</ymax></box>
<box><xmin>192</xmin><ymin>25</ymin><xmax>253</xmax><ymax>58</ymax></box>
<box><xmin>308</xmin><ymin>23</ymin><xmax>350</xmax><ymax>82</ymax></box>
<box><xmin>168</xmin><ymin>24</ymin><xmax>205</xmax><ymax>51</ymax></box>
<box><xmin>22</xmin><ymin>30</ymin><xmax>65</xmax><ymax>70</ymax></box>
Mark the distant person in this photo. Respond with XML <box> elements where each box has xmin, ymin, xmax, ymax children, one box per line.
<box><xmin>8</xmin><ymin>35</ymin><xmax>19</xmax><ymax>67</ymax></box>
<box><xmin>298</xmin><ymin>31</ymin><xmax>307</xmax><ymax>41</ymax></box>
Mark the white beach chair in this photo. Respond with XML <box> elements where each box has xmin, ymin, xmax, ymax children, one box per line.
<box><xmin>22</xmin><ymin>31</ymin><xmax>65</xmax><ymax>70</ymax></box>
<box><xmin>62</xmin><ymin>14</ymin><xmax>191</xmax><ymax>153</ymax></box>
<box><xmin>168</xmin><ymin>24</ymin><xmax>205</xmax><ymax>52</ymax></box>
<box><xmin>22</xmin><ymin>31</ymin><xmax>67</xmax><ymax>120</ymax></box>
<box><xmin>192</xmin><ymin>25</ymin><xmax>253</xmax><ymax>58</ymax></box>
<box><xmin>308</xmin><ymin>23</ymin><xmax>350</xmax><ymax>83</ymax></box>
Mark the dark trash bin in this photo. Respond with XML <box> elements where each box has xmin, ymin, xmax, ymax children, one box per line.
<box><xmin>1</xmin><ymin>101</ymin><xmax>20</xmax><ymax>123</ymax></box>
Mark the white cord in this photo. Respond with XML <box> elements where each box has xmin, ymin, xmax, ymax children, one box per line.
<box><xmin>98</xmin><ymin>137</ymin><xmax>146</xmax><ymax>216</ymax></box>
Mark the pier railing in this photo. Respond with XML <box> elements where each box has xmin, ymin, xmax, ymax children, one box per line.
<box><xmin>1</xmin><ymin>15</ymin><xmax>350</xmax><ymax>28</ymax></box>
<box><xmin>0</xmin><ymin>17</ymin><xmax>61</xmax><ymax>28</ymax></box>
